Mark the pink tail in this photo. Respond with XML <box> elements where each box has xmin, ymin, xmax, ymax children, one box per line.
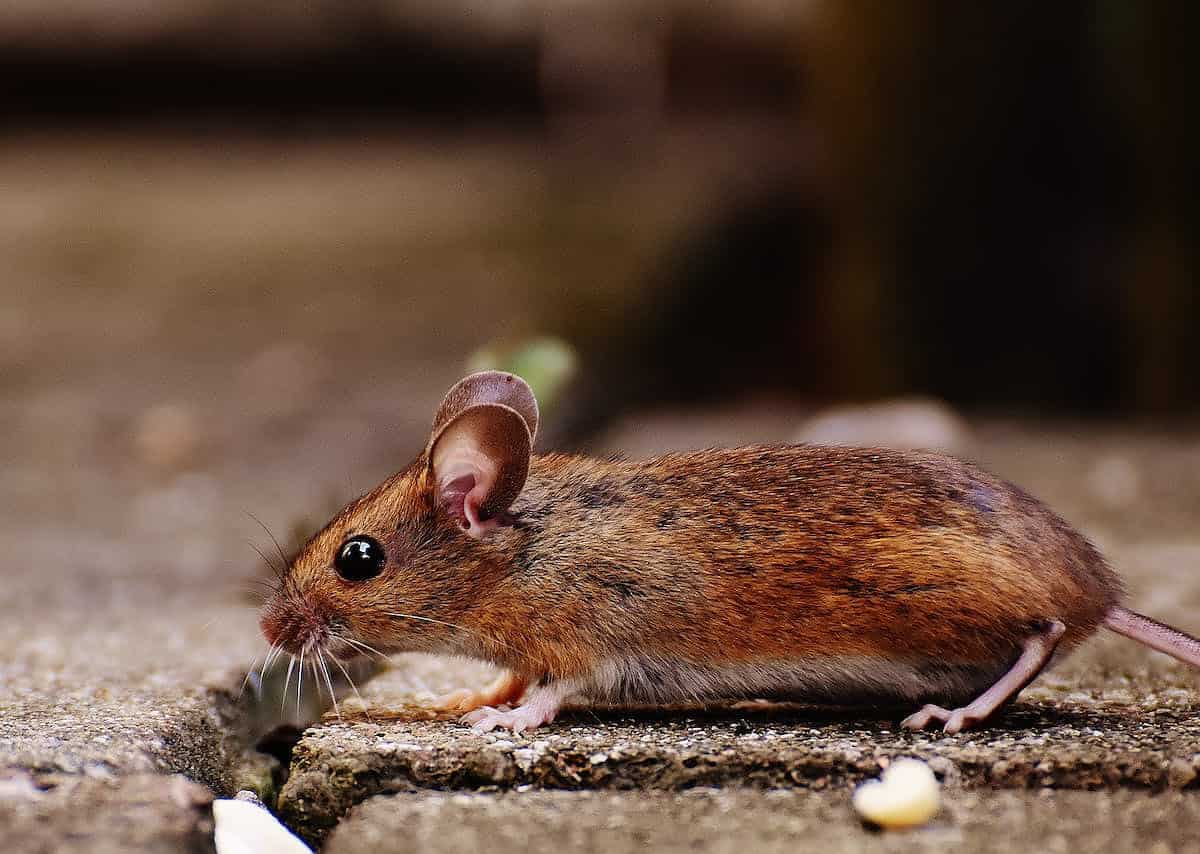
<box><xmin>1105</xmin><ymin>606</ymin><xmax>1200</xmax><ymax>668</ymax></box>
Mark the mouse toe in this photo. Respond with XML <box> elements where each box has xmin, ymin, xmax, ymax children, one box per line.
<box><xmin>900</xmin><ymin>704</ymin><xmax>953</xmax><ymax>731</ymax></box>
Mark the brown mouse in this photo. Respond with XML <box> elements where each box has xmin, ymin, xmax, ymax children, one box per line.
<box><xmin>260</xmin><ymin>371</ymin><xmax>1200</xmax><ymax>734</ymax></box>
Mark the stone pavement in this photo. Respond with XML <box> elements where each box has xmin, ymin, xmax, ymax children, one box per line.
<box><xmin>322</xmin><ymin>789</ymin><xmax>1200</xmax><ymax>854</ymax></box>
<box><xmin>6</xmin><ymin>416</ymin><xmax>1200</xmax><ymax>851</ymax></box>
<box><xmin>4</xmin><ymin>137</ymin><xmax>1200</xmax><ymax>852</ymax></box>
<box><xmin>280</xmin><ymin>695</ymin><xmax>1200</xmax><ymax>847</ymax></box>
<box><xmin>1</xmin><ymin>772</ymin><xmax>216</xmax><ymax>854</ymax></box>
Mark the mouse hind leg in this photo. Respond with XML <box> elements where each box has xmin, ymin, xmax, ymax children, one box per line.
<box><xmin>431</xmin><ymin>671</ymin><xmax>528</xmax><ymax>715</ymax></box>
<box><xmin>902</xmin><ymin>620</ymin><xmax>1066</xmax><ymax>734</ymax></box>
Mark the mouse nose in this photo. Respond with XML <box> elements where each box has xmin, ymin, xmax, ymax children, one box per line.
<box><xmin>260</xmin><ymin>600</ymin><xmax>324</xmax><ymax>655</ymax></box>
<box><xmin>259</xmin><ymin>609</ymin><xmax>286</xmax><ymax>649</ymax></box>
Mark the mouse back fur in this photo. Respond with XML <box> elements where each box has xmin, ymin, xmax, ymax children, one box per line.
<box><xmin>462</xmin><ymin>445</ymin><xmax>1122</xmax><ymax>695</ymax></box>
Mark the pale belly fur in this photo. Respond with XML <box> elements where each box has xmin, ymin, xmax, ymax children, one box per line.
<box><xmin>574</xmin><ymin>655</ymin><xmax>1016</xmax><ymax>708</ymax></box>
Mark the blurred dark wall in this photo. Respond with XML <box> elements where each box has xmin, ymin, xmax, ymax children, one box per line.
<box><xmin>4</xmin><ymin>0</ymin><xmax>1197</xmax><ymax>429</ymax></box>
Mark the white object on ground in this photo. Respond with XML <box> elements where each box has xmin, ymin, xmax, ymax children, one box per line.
<box><xmin>852</xmin><ymin>757</ymin><xmax>941</xmax><ymax>828</ymax></box>
<box><xmin>213</xmin><ymin>798</ymin><xmax>312</xmax><ymax>854</ymax></box>
<box><xmin>797</xmin><ymin>398</ymin><xmax>969</xmax><ymax>452</ymax></box>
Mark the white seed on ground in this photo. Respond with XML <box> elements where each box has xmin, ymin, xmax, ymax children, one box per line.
<box><xmin>213</xmin><ymin>798</ymin><xmax>312</xmax><ymax>854</ymax></box>
<box><xmin>852</xmin><ymin>757</ymin><xmax>940</xmax><ymax>829</ymax></box>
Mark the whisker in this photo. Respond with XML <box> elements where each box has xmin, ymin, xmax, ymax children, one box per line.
<box><xmin>239</xmin><ymin>650</ymin><xmax>262</xmax><ymax>700</ymax></box>
<box><xmin>235</xmin><ymin>585</ymin><xmax>272</xmax><ymax>604</ymax></box>
<box><xmin>328</xmin><ymin>645</ymin><xmax>373</xmax><ymax>722</ymax></box>
<box><xmin>313</xmin><ymin>673</ymin><xmax>325</xmax><ymax>703</ymax></box>
<box><xmin>268</xmin><ymin>643</ymin><xmax>287</xmax><ymax>674</ymax></box>
<box><xmin>337</xmin><ymin>636</ymin><xmax>389</xmax><ymax>661</ymax></box>
<box><xmin>281</xmin><ymin>655</ymin><xmax>296</xmax><ymax>715</ymax></box>
<box><xmin>318</xmin><ymin>650</ymin><xmax>341</xmax><ymax>721</ymax></box>
<box><xmin>247</xmin><ymin>540</ymin><xmax>285</xmax><ymax>582</ymax></box>
<box><xmin>259</xmin><ymin>643</ymin><xmax>279</xmax><ymax>683</ymax></box>
<box><xmin>247</xmin><ymin>511</ymin><xmax>292</xmax><ymax>574</ymax></box>
<box><xmin>296</xmin><ymin>648</ymin><xmax>306</xmax><ymax>719</ymax></box>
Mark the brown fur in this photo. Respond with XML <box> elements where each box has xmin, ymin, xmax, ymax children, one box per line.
<box><xmin>262</xmin><ymin>443</ymin><xmax>1124</xmax><ymax>694</ymax></box>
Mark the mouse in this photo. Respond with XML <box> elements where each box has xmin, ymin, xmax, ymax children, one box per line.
<box><xmin>260</xmin><ymin>370</ymin><xmax>1200</xmax><ymax>734</ymax></box>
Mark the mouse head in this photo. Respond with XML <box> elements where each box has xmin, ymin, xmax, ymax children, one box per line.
<box><xmin>259</xmin><ymin>371</ymin><xmax>539</xmax><ymax>661</ymax></box>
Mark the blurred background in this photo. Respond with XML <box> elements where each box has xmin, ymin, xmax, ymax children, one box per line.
<box><xmin>3</xmin><ymin>1</ymin><xmax>1200</xmax><ymax>776</ymax></box>
<box><xmin>2</xmin><ymin>0</ymin><xmax>1199</xmax><ymax>592</ymax></box>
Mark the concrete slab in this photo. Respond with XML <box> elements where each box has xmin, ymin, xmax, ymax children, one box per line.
<box><xmin>278</xmin><ymin>691</ymin><xmax>1200</xmax><ymax>846</ymax></box>
<box><xmin>322</xmin><ymin>788</ymin><xmax>1200</xmax><ymax>854</ymax></box>
<box><xmin>0</xmin><ymin>770</ymin><xmax>215</xmax><ymax>854</ymax></box>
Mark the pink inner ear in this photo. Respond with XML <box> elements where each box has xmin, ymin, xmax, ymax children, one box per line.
<box><xmin>437</xmin><ymin>470</ymin><xmax>506</xmax><ymax>539</ymax></box>
<box><xmin>429</xmin><ymin>405</ymin><xmax>528</xmax><ymax>539</ymax></box>
<box><xmin>439</xmin><ymin>474</ymin><xmax>475</xmax><ymax>527</ymax></box>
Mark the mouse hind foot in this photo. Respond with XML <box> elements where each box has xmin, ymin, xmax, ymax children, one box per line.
<box><xmin>901</xmin><ymin>619</ymin><xmax>1066</xmax><ymax>735</ymax></box>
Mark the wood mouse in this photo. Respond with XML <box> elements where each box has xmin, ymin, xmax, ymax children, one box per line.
<box><xmin>260</xmin><ymin>371</ymin><xmax>1200</xmax><ymax>734</ymax></box>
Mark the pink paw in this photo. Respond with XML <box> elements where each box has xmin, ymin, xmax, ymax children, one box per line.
<box><xmin>462</xmin><ymin>703</ymin><xmax>556</xmax><ymax>734</ymax></box>
<box><xmin>901</xmin><ymin>703</ymin><xmax>983</xmax><ymax>734</ymax></box>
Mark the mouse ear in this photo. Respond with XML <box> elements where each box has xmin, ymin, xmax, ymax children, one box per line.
<box><xmin>432</xmin><ymin>371</ymin><xmax>539</xmax><ymax>445</ymax></box>
<box><xmin>426</xmin><ymin>372</ymin><xmax>538</xmax><ymax>538</ymax></box>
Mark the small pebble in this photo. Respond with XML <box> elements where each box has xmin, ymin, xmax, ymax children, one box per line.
<box><xmin>797</xmin><ymin>398</ymin><xmax>969</xmax><ymax>452</ymax></box>
<box><xmin>233</xmin><ymin>790</ymin><xmax>267</xmax><ymax>809</ymax></box>
<box><xmin>0</xmin><ymin>771</ymin><xmax>43</xmax><ymax>802</ymax></box>
<box><xmin>1085</xmin><ymin>453</ymin><xmax>1142</xmax><ymax>509</ymax></box>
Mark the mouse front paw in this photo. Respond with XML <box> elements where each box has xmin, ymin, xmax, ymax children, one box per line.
<box><xmin>461</xmin><ymin>702</ymin><xmax>557</xmax><ymax>735</ymax></box>
<box><xmin>459</xmin><ymin>679</ymin><xmax>569</xmax><ymax>735</ymax></box>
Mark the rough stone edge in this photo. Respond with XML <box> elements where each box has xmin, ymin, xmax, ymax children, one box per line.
<box><xmin>277</xmin><ymin>703</ymin><xmax>1200</xmax><ymax>847</ymax></box>
<box><xmin>177</xmin><ymin>681</ymin><xmax>285</xmax><ymax>803</ymax></box>
<box><xmin>3</xmin><ymin>675</ymin><xmax>285</xmax><ymax>853</ymax></box>
<box><xmin>0</xmin><ymin>772</ymin><xmax>218</xmax><ymax>854</ymax></box>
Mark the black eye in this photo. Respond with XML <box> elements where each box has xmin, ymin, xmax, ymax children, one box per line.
<box><xmin>335</xmin><ymin>536</ymin><xmax>386</xmax><ymax>582</ymax></box>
